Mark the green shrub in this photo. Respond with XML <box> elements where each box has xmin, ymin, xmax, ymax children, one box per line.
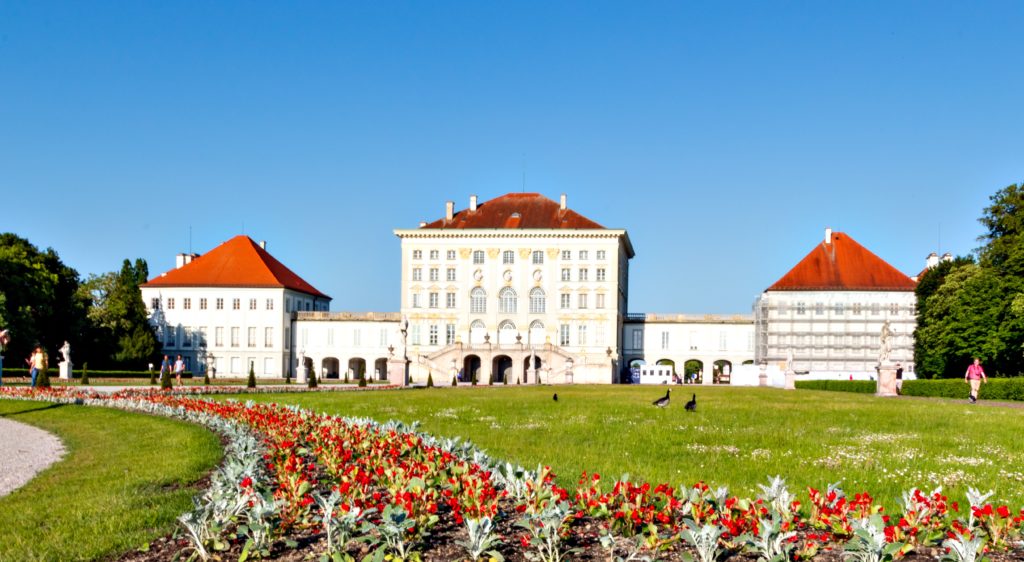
<box><xmin>203</xmin><ymin>371</ymin><xmax>210</xmax><ymax>385</ymax></box>
<box><xmin>343</xmin><ymin>371</ymin><xmax>349</xmax><ymax>384</ymax></box>
<box><xmin>149</xmin><ymin>369</ymin><xmax>156</xmax><ymax>385</ymax></box>
<box><xmin>902</xmin><ymin>378</ymin><xmax>1024</xmax><ymax>401</ymax></box>
<box><xmin>246</xmin><ymin>363</ymin><xmax>256</xmax><ymax>389</ymax></box>
<box><xmin>80</xmin><ymin>362</ymin><xmax>89</xmax><ymax>385</ymax></box>
<box><xmin>285</xmin><ymin>370</ymin><xmax>292</xmax><ymax>385</ymax></box>
<box><xmin>307</xmin><ymin>368</ymin><xmax>318</xmax><ymax>389</ymax></box>
<box><xmin>160</xmin><ymin>366</ymin><xmax>172</xmax><ymax>390</ymax></box>
<box><xmin>2</xmin><ymin>368</ymin><xmax>191</xmax><ymax>379</ymax></box>
<box><xmin>451</xmin><ymin>376</ymin><xmax>458</xmax><ymax>386</ymax></box>
<box><xmin>427</xmin><ymin>372</ymin><xmax>434</xmax><ymax>388</ymax></box>
<box><xmin>37</xmin><ymin>365</ymin><xmax>51</xmax><ymax>389</ymax></box>
<box><xmin>795</xmin><ymin>380</ymin><xmax>876</xmax><ymax>394</ymax></box>
<box><xmin>358</xmin><ymin>372</ymin><xmax>367</xmax><ymax>387</ymax></box>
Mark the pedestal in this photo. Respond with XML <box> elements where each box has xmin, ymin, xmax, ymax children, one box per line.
<box><xmin>784</xmin><ymin>370</ymin><xmax>796</xmax><ymax>390</ymax></box>
<box><xmin>758</xmin><ymin>364</ymin><xmax>768</xmax><ymax>387</ymax></box>
<box><xmin>876</xmin><ymin>362</ymin><xmax>898</xmax><ymax>397</ymax></box>
<box><xmin>59</xmin><ymin>362</ymin><xmax>73</xmax><ymax>380</ymax></box>
<box><xmin>297</xmin><ymin>366</ymin><xmax>308</xmax><ymax>384</ymax></box>
<box><xmin>387</xmin><ymin>358</ymin><xmax>409</xmax><ymax>386</ymax></box>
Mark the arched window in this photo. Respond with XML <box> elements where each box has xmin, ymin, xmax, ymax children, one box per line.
<box><xmin>529</xmin><ymin>288</ymin><xmax>546</xmax><ymax>313</ymax></box>
<box><xmin>498</xmin><ymin>320</ymin><xmax>517</xmax><ymax>345</ymax></box>
<box><xmin>499</xmin><ymin>287</ymin><xmax>518</xmax><ymax>314</ymax></box>
<box><xmin>470</xmin><ymin>288</ymin><xmax>486</xmax><ymax>314</ymax></box>
<box><xmin>529</xmin><ymin>320</ymin><xmax>545</xmax><ymax>344</ymax></box>
<box><xmin>470</xmin><ymin>320</ymin><xmax>486</xmax><ymax>344</ymax></box>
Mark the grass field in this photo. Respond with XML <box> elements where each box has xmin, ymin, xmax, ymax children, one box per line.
<box><xmin>226</xmin><ymin>385</ymin><xmax>1024</xmax><ymax>510</ymax></box>
<box><xmin>0</xmin><ymin>400</ymin><xmax>222</xmax><ymax>562</ymax></box>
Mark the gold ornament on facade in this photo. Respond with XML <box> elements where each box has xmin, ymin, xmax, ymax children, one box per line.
<box><xmin>487</xmin><ymin>248</ymin><xmax>500</xmax><ymax>259</ymax></box>
<box><xmin>519</xmin><ymin>248</ymin><xmax>532</xmax><ymax>259</ymax></box>
<box><xmin>459</xmin><ymin>248</ymin><xmax>472</xmax><ymax>259</ymax></box>
<box><xmin>547</xmin><ymin>248</ymin><xmax>560</xmax><ymax>258</ymax></box>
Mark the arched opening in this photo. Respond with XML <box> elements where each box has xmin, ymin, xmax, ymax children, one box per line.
<box><xmin>463</xmin><ymin>354</ymin><xmax>481</xmax><ymax>383</ymax></box>
<box><xmin>656</xmin><ymin>358</ymin><xmax>678</xmax><ymax>383</ymax></box>
<box><xmin>522</xmin><ymin>354</ymin><xmax>542</xmax><ymax>384</ymax></box>
<box><xmin>625</xmin><ymin>358</ymin><xmax>646</xmax><ymax>383</ymax></box>
<box><xmin>470</xmin><ymin>320</ymin><xmax>486</xmax><ymax>345</ymax></box>
<box><xmin>321</xmin><ymin>357</ymin><xmax>340</xmax><ymax>379</ymax></box>
<box><xmin>497</xmin><ymin>320</ymin><xmax>517</xmax><ymax>345</ymax></box>
<box><xmin>492</xmin><ymin>355</ymin><xmax>513</xmax><ymax>383</ymax></box>
<box><xmin>374</xmin><ymin>358</ymin><xmax>388</xmax><ymax>381</ymax></box>
<box><xmin>713</xmin><ymin>360</ymin><xmax>733</xmax><ymax>384</ymax></box>
<box><xmin>499</xmin><ymin>287</ymin><xmax>518</xmax><ymax>314</ymax></box>
<box><xmin>684</xmin><ymin>359</ymin><xmax>703</xmax><ymax>384</ymax></box>
<box><xmin>528</xmin><ymin>320</ymin><xmax>545</xmax><ymax>346</ymax></box>
<box><xmin>348</xmin><ymin>357</ymin><xmax>366</xmax><ymax>380</ymax></box>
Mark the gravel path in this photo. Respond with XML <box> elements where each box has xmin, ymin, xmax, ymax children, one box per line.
<box><xmin>0</xmin><ymin>417</ymin><xmax>66</xmax><ymax>497</ymax></box>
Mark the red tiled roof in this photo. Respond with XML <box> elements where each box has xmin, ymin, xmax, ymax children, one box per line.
<box><xmin>420</xmin><ymin>193</ymin><xmax>605</xmax><ymax>229</ymax></box>
<box><xmin>141</xmin><ymin>235</ymin><xmax>330</xmax><ymax>299</ymax></box>
<box><xmin>767</xmin><ymin>231</ymin><xmax>915</xmax><ymax>292</ymax></box>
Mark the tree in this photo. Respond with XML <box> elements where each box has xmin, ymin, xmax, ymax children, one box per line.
<box><xmin>426</xmin><ymin>372</ymin><xmax>434</xmax><ymax>387</ymax></box>
<box><xmin>247</xmin><ymin>362</ymin><xmax>256</xmax><ymax>389</ymax></box>
<box><xmin>307</xmin><ymin>367</ymin><xmax>318</xmax><ymax>389</ymax></box>
<box><xmin>80</xmin><ymin>362</ymin><xmax>89</xmax><ymax>385</ymax></box>
<box><xmin>914</xmin><ymin>256</ymin><xmax>973</xmax><ymax>378</ymax></box>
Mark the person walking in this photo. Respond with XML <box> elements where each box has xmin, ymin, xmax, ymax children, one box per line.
<box><xmin>965</xmin><ymin>357</ymin><xmax>987</xmax><ymax>403</ymax></box>
<box><xmin>159</xmin><ymin>354</ymin><xmax>171</xmax><ymax>384</ymax></box>
<box><xmin>28</xmin><ymin>346</ymin><xmax>45</xmax><ymax>388</ymax></box>
<box><xmin>895</xmin><ymin>363</ymin><xmax>904</xmax><ymax>395</ymax></box>
<box><xmin>173</xmin><ymin>355</ymin><xmax>185</xmax><ymax>386</ymax></box>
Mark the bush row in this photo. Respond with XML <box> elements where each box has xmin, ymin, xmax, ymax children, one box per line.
<box><xmin>0</xmin><ymin>368</ymin><xmax>193</xmax><ymax>379</ymax></box>
<box><xmin>796</xmin><ymin>377</ymin><xmax>1024</xmax><ymax>401</ymax></box>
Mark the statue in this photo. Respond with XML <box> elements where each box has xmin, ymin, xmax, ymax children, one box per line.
<box><xmin>59</xmin><ymin>341</ymin><xmax>71</xmax><ymax>364</ymax></box>
<box><xmin>785</xmin><ymin>349</ymin><xmax>794</xmax><ymax>372</ymax></box>
<box><xmin>297</xmin><ymin>348</ymin><xmax>306</xmax><ymax>368</ymax></box>
<box><xmin>879</xmin><ymin>321</ymin><xmax>892</xmax><ymax>364</ymax></box>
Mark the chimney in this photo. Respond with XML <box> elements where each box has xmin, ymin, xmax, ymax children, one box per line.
<box><xmin>445</xmin><ymin>200</ymin><xmax>454</xmax><ymax>222</ymax></box>
<box><xmin>175</xmin><ymin>253</ymin><xmax>197</xmax><ymax>269</ymax></box>
<box><xmin>824</xmin><ymin>227</ymin><xmax>832</xmax><ymax>244</ymax></box>
<box><xmin>419</xmin><ymin>221</ymin><xmax>427</xmax><ymax>228</ymax></box>
<box><xmin>941</xmin><ymin>252</ymin><xmax>953</xmax><ymax>263</ymax></box>
<box><xmin>559</xmin><ymin>193</ymin><xmax>567</xmax><ymax>211</ymax></box>
<box><xmin>469</xmin><ymin>194</ymin><xmax>478</xmax><ymax>211</ymax></box>
<box><xmin>926</xmin><ymin>252</ymin><xmax>939</xmax><ymax>269</ymax></box>
<box><xmin>259</xmin><ymin>240</ymin><xmax>267</xmax><ymax>250</ymax></box>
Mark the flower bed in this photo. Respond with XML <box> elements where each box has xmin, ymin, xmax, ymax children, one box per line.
<box><xmin>2</xmin><ymin>386</ymin><xmax>1022</xmax><ymax>561</ymax></box>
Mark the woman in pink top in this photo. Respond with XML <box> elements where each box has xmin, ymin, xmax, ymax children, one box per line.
<box><xmin>964</xmin><ymin>358</ymin><xmax>987</xmax><ymax>403</ymax></box>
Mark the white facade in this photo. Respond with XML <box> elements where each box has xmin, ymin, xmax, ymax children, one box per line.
<box><xmin>293</xmin><ymin>311</ymin><xmax>402</xmax><ymax>381</ymax></box>
<box><xmin>754</xmin><ymin>290</ymin><xmax>916</xmax><ymax>378</ymax></box>
<box><xmin>394</xmin><ymin>226</ymin><xmax>634</xmax><ymax>384</ymax></box>
<box><xmin>622</xmin><ymin>314</ymin><xmax>755</xmax><ymax>383</ymax></box>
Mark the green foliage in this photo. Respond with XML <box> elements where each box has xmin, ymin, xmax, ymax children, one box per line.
<box><xmin>795</xmin><ymin>380</ymin><xmax>876</xmax><ymax>393</ymax></box>
<box><xmin>80</xmin><ymin>362</ymin><xmax>89</xmax><ymax>385</ymax></box>
<box><xmin>285</xmin><ymin>369</ymin><xmax>292</xmax><ymax>385</ymax></box>
<box><xmin>5</xmin><ymin>368</ymin><xmax>190</xmax><ymax>379</ymax></box>
<box><xmin>451</xmin><ymin>376</ymin><xmax>458</xmax><ymax>386</ymax></box>
<box><xmin>247</xmin><ymin>362</ymin><xmax>256</xmax><ymax>389</ymax></box>
<box><xmin>37</xmin><ymin>362</ymin><xmax>51</xmax><ymax>389</ymax></box>
<box><xmin>160</xmin><ymin>365</ymin><xmax>172</xmax><ymax>390</ymax></box>
<box><xmin>203</xmin><ymin>371</ymin><xmax>210</xmax><ymax>385</ymax></box>
<box><xmin>902</xmin><ymin>378</ymin><xmax>1024</xmax><ymax>401</ymax></box>
<box><xmin>426</xmin><ymin>372</ymin><xmax>434</xmax><ymax>388</ymax></box>
<box><xmin>343</xmin><ymin>370</ymin><xmax>349</xmax><ymax>384</ymax></box>
<box><xmin>308</xmin><ymin>368</ymin><xmax>318</xmax><ymax>389</ymax></box>
<box><xmin>358</xmin><ymin>372</ymin><xmax>367</xmax><ymax>387</ymax></box>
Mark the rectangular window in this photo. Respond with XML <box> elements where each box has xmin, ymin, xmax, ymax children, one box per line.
<box><xmin>327</xmin><ymin>328</ymin><xmax>334</xmax><ymax>346</ymax></box>
<box><xmin>719</xmin><ymin>331</ymin><xmax>728</xmax><ymax>351</ymax></box>
<box><xmin>596</xmin><ymin>293</ymin><xmax>605</xmax><ymax>309</ymax></box>
<box><xmin>559</xmin><ymin>324</ymin><xmax>570</xmax><ymax>346</ymax></box>
<box><xmin>183</xmin><ymin>298</ymin><xmax>191</xmax><ymax>310</ymax></box>
<box><xmin>446</xmin><ymin>250</ymin><xmax>456</xmax><ymax>260</ymax></box>
<box><xmin>215</xmin><ymin>327</ymin><xmax>224</xmax><ymax>347</ymax></box>
<box><xmin>266</xmin><ymin>298</ymin><xmax>274</xmax><ymax>310</ymax></box>
<box><xmin>871</xmin><ymin>303</ymin><xmax>881</xmax><ymax>315</ymax></box>
<box><xmin>532</xmin><ymin>250</ymin><xmax>544</xmax><ymax>264</ymax></box>
<box><xmin>232</xmin><ymin>298</ymin><xmax>240</xmax><ymax>310</ymax></box>
<box><xmin>503</xmin><ymin>250</ymin><xmax>514</xmax><ymax>264</ymax></box>
<box><xmin>353</xmin><ymin>329</ymin><xmax>361</xmax><ymax>346</ymax></box>
<box><xmin>796</xmin><ymin>301</ymin><xmax>805</xmax><ymax>315</ymax></box>
<box><xmin>560</xmin><ymin>293</ymin><xmax>571</xmax><ymax>309</ymax></box>
<box><xmin>247</xmin><ymin>327</ymin><xmax>256</xmax><ymax>347</ymax></box>
<box><xmin>412</xmin><ymin>293</ymin><xmax>422</xmax><ymax>308</ymax></box>
<box><xmin>413</xmin><ymin>249</ymin><xmax>422</xmax><ymax>260</ymax></box>
<box><xmin>429</xmin><ymin>292</ymin><xmax>439</xmax><ymax>308</ymax></box>
<box><xmin>285</xmin><ymin>297</ymin><xmax>291</xmax><ymax>312</ymax></box>
<box><xmin>182</xmin><ymin>327</ymin><xmax>192</xmax><ymax>347</ymax></box>
<box><xmin>579</xmin><ymin>250</ymin><xmax>588</xmax><ymax>260</ymax></box>
<box><xmin>199</xmin><ymin>298</ymin><xmax>207</xmax><ymax>310</ymax></box>
<box><xmin>561</xmin><ymin>268</ymin><xmax>571</xmax><ymax>281</ymax></box>
<box><xmin>249</xmin><ymin>298</ymin><xmax>257</xmax><ymax>310</ymax></box>
<box><xmin>661</xmin><ymin>331</ymin><xmax>669</xmax><ymax>350</ymax></box>
<box><xmin>167</xmin><ymin>298</ymin><xmax>175</xmax><ymax>309</ymax></box>
<box><xmin>889</xmin><ymin>303</ymin><xmax>899</xmax><ymax>315</ymax></box>
<box><xmin>632</xmin><ymin>329</ymin><xmax>642</xmax><ymax>349</ymax></box>
<box><xmin>578</xmin><ymin>268</ymin><xmax>589</xmax><ymax>281</ymax></box>
<box><xmin>778</xmin><ymin>301</ymin><xmax>788</xmax><ymax>315</ymax></box>
<box><xmin>412</xmin><ymin>268</ymin><xmax>422</xmax><ymax>281</ymax></box>
<box><xmin>578</xmin><ymin>325</ymin><xmax>588</xmax><ymax>346</ymax></box>
<box><xmin>429</xmin><ymin>268</ymin><xmax>439</xmax><ymax>282</ymax></box>
<box><xmin>429</xmin><ymin>325</ymin><xmax>438</xmax><ymax>345</ymax></box>
<box><xmin>198</xmin><ymin>327</ymin><xmax>207</xmax><ymax>348</ymax></box>
<box><xmin>151</xmin><ymin>298</ymin><xmax>160</xmax><ymax>309</ymax></box>
<box><xmin>596</xmin><ymin>250</ymin><xmax>606</xmax><ymax>260</ymax></box>
<box><xmin>410</xmin><ymin>324</ymin><xmax>421</xmax><ymax>345</ymax></box>
<box><xmin>853</xmin><ymin>302</ymin><xmax>863</xmax><ymax>315</ymax></box>
<box><xmin>264</xmin><ymin>357</ymin><xmax>274</xmax><ymax>375</ymax></box>
<box><xmin>446</xmin><ymin>292</ymin><xmax>456</xmax><ymax>308</ymax></box>
<box><xmin>446</xmin><ymin>268</ymin><xmax>456</xmax><ymax>282</ymax></box>
<box><xmin>166</xmin><ymin>326</ymin><xmax>177</xmax><ymax>347</ymax></box>
<box><xmin>473</xmin><ymin>250</ymin><xmax>484</xmax><ymax>264</ymax></box>
<box><xmin>596</xmin><ymin>268</ymin><xmax>606</xmax><ymax>282</ymax></box>
<box><xmin>231</xmin><ymin>327</ymin><xmax>239</xmax><ymax>347</ymax></box>
<box><xmin>578</xmin><ymin>294</ymin><xmax>588</xmax><ymax>309</ymax></box>
<box><xmin>379</xmin><ymin>328</ymin><xmax>388</xmax><ymax>346</ymax></box>
<box><xmin>446</xmin><ymin>324</ymin><xmax>455</xmax><ymax>345</ymax></box>
<box><xmin>561</xmin><ymin>250</ymin><xmax>571</xmax><ymax>260</ymax></box>
<box><xmin>264</xmin><ymin>327</ymin><xmax>273</xmax><ymax>347</ymax></box>
<box><xmin>429</xmin><ymin>250</ymin><xmax>439</xmax><ymax>260</ymax></box>
<box><xmin>815</xmin><ymin>302</ymin><xmax>824</xmax><ymax>315</ymax></box>
<box><xmin>284</xmin><ymin>327</ymin><xmax>290</xmax><ymax>350</ymax></box>
<box><xmin>230</xmin><ymin>357</ymin><xmax>240</xmax><ymax>375</ymax></box>
<box><xmin>834</xmin><ymin>302</ymin><xmax>844</xmax><ymax>315</ymax></box>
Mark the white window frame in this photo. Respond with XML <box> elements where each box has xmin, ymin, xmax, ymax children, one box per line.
<box><xmin>470</xmin><ymin>288</ymin><xmax>486</xmax><ymax>313</ymax></box>
<box><xmin>529</xmin><ymin>288</ymin><xmax>545</xmax><ymax>314</ymax></box>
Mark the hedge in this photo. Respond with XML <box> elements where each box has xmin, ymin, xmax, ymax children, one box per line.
<box><xmin>797</xmin><ymin>378</ymin><xmax>1024</xmax><ymax>401</ymax></box>
<box><xmin>795</xmin><ymin>380</ymin><xmax>876</xmax><ymax>393</ymax></box>
<box><xmin>0</xmin><ymin>368</ymin><xmax>193</xmax><ymax>379</ymax></box>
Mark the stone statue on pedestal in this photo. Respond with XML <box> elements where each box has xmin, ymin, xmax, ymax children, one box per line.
<box><xmin>59</xmin><ymin>341</ymin><xmax>71</xmax><ymax>364</ymax></box>
<box><xmin>878</xmin><ymin>321</ymin><xmax>892</xmax><ymax>364</ymax></box>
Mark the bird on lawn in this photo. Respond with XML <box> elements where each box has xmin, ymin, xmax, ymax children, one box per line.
<box><xmin>652</xmin><ymin>389</ymin><xmax>671</xmax><ymax>408</ymax></box>
<box><xmin>553</xmin><ymin>393</ymin><xmax>558</xmax><ymax>402</ymax></box>
<box><xmin>684</xmin><ymin>393</ymin><xmax>697</xmax><ymax>411</ymax></box>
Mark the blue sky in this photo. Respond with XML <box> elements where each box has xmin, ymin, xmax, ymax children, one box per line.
<box><xmin>2</xmin><ymin>2</ymin><xmax>1021</xmax><ymax>314</ymax></box>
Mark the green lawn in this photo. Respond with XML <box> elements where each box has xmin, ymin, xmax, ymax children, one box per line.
<box><xmin>227</xmin><ymin>385</ymin><xmax>1024</xmax><ymax>510</ymax></box>
<box><xmin>0</xmin><ymin>400</ymin><xmax>223</xmax><ymax>562</ymax></box>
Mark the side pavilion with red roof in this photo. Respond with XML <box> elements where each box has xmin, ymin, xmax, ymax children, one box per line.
<box><xmin>140</xmin><ymin>235</ymin><xmax>331</xmax><ymax>378</ymax></box>
<box><xmin>753</xmin><ymin>229</ymin><xmax>917</xmax><ymax>380</ymax></box>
